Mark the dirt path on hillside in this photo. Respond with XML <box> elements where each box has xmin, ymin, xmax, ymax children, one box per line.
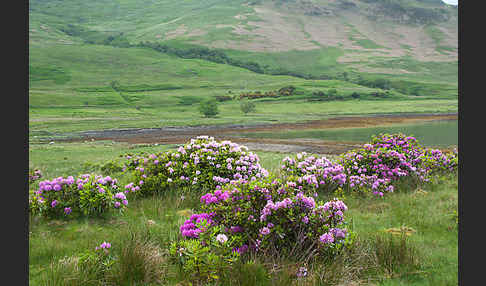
<box><xmin>55</xmin><ymin>113</ymin><xmax>457</xmax><ymax>155</ymax></box>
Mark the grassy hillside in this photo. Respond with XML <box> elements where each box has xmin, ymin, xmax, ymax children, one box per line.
<box><xmin>29</xmin><ymin>42</ymin><xmax>457</xmax><ymax>140</ymax></box>
<box><xmin>29</xmin><ymin>0</ymin><xmax>457</xmax><ymax>82</ymax></box>
<box><xmin>28</xmin><ymin>0</ymin><xmax>458</xmax><ymax>140</ymax></box>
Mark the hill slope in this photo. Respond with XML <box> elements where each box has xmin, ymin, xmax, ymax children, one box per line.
<box><xmin>28</xmin><ymin>0</ymin><xmax>458</xmax><ymax>138</ymax></box>
<box><xmin>29</xmin><ymin>0</ymin><xmax>457</xmax><ymax>81</ymax></box>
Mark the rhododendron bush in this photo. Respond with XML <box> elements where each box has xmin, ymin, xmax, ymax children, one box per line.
<box><xmin>339</xmin><ymin>133</ymin><xmax>458</xmax><ymax>196</ymax></box>
<box><xmin>124</xmin><ymin>136</ymin><xmax>269</xmax><ymax>197</ymax></box>
<box><xmin>29</xmin><ymin>174</ymin><xmax>128</xmax><ymax>218</ymax></box>
<box><xmin>176</xmin><ymin>177</ymin><xmax>353</xmax><ymax>264</ymax></box>
<box><xmin>280</xmin><ymin>152</ymin><xmax>346</xmax><ymax>193</ymax></box>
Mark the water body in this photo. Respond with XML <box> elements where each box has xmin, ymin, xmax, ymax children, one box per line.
<box><xmin>234</xmin><ymin>119</ymin><xmax>458</xmax><ymax>148</ymax></box>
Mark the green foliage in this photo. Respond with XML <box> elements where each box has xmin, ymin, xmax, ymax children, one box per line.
<box><xmin>169</xmin><ymin>237</ymin><xmax>239</xmax><ymax>283</ymax></box>
<box><xmin>239</xmin><ymin>86</ymin><xmax>295</xmax><ymax>100</ymax></box>
<box><xmin>277</xmin><ymin>85</ymin><xmax>296</xmax><ymax>96</ymax></box>
<box><xmin>214</xmin><ymin>95</ymin><xmax>233</xmax><ymax>102</ymax></box>
<box><xmin>110</xmin><ymin>80</ymin><xmax>120</xmax><ymax>91</ymax></box>
<box><xmin>100</xmin><ymin>160</ymin><xmax>124</xmax><ymax>175</ymax></box>
<box><xmin>198</xmin><ymin>98</ymin><xmax>219</xmax><ymax>118</ymax></box>
<box><xmin>59</xmin><ymin>24</ymin><xmax>131</xmax><ymax>47</ymax></box>
<box><xmin>355</xmin><ymin>77</ymin><xmax>391</xmax><ymax>90</ymax></box>
<box><xmin>240</xmin><ymin>99</ymin><xmax>256</xmax><ymax>114</ymax></box>
<box><xmin>309</xmin><ymin>89</ymin><xmax>345</xmax><ymax>101</ymax></box>
<box><xmin>139</xmin><ymin>41</ymin><xmax>264</xmax><ymax>74</ymax></box>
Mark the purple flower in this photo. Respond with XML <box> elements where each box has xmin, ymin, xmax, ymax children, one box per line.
<box><xmin>302</xmin><ymin>216</ymin><xmax>309</xmax><ymax>224</ymax></box>
<box><xmin>233</xmin><ymin>244</ymin><xmax>248</xmax><ymax>254</ymax></box>
<box><xmin>319</xmin><ymin>232</ymin><xmax>334</xmax><ymax>244</ymax></box>
<box><xmin>51</xmin><ymin>200</ymin><xmax>58</xmax><ymax>208</ymax></box>
<box><xmin>296</xmin><ymin>266</ymin><xmax>308</xmax><ymax>278</ymax></box>
<box><xmin>64</xmin><ymin>207</ymin><xmax>72</xmax><ymax>215</ymax></box>
<box><xmin>114</xmin><ymin>192</ymin><xmax>126</xmax><ymax>200</ymax></box>
<box><xmin>260</xmin><ymin>227</ymin><xmax>271</xmax><ymax>236</ymax></box>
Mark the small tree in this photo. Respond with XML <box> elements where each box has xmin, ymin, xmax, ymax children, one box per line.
<box><xmin>199</xmin><ymin>98</ymin><xmax>219</xmax><ymax>118</ymax></box>
<box><xmin>240</xmin><ymin>99</ymin><xmax>256</xmax><ymax>115</ymax></box>
<box><xmin>328</xmin><ymin>88</ymin><xmax>338</xmax><ymax>97</ymax></box>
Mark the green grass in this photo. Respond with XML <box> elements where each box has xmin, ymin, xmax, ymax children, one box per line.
<box><xmin>28</xmin><ymin>141</ymin><xmax>458</xmax><ymax>285</ymax></box>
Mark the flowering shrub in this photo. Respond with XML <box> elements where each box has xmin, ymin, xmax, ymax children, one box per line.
<box><xmin>124</xmin><ymin>136</ymin><xmax>269</xmax><ymax>197</ymax></box>
<box><xmin>169</xmin><ymin>229</ymin><xmax>239</xmax><ymax>282</ymax></box>
<box><xmin>29</xmin><ymin>174</ymin><xmax>127</xmax><ymax>218</ymax></box>
<box><xmin>340</xmin><ymin>133</ymin><xmax>458</xmax><ymax>196</ymax></box>
<box><xmin>29</xmin><ymin>169</ymin><xmax>43</xmax><ymax>184</ymax></box>
<box><xmin>420</xmin><ymin>148</ymin><xmax>458</xmax><ymax>175</ymax></box>
<box><xmin>280</xmin><ymin>152</ymin><xmax>346</xmax><ymax>193</ymax></box>
<box><xmin>178</xmin><ymin>177</ymin><xmax>353</xmax><ymax>263</ymax></box>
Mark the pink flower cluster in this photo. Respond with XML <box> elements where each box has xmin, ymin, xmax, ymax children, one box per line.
<box><xmin>281</xmin><ymin>153</ymin><xmax>346</xmax><ymax>192</ymax></box>
<box><xmin>317</xmin><ymin>228</ymin><xmax>348</xmax><ymax>245</ymax></box>
<box><xmin>340</xmin><ymin>133</ymin><xmax>453</xmax><ymax>195</ymax></box>
<box><xmin>38</xmin><ymin>175</ymin><xmax>76</xmax><ymax>192</ymax></box>
<box><xmin>180</xmin><ymin>212</ymin><xmax>215</xmax><ymax>238</ymax></box>
<box><xmin>420</xmin><ymin>148</ymin><xmax>458</xmax><ymax>174</ymax></box>
<box><xmin>181</xmin><ymin>177</ymin><xmax>351</xmax><ymax>258</ymax></box>
<box><xmin>29</xmin><ymin>169</ymin><xmax>43</xmax><ymax>183</ymax></box>
<box><xmin>200</xmin><ymin>189</ymin><xmax>230</xmax><ymax>205</ymax></box>
<box><xmin>95</xmin><ymin>241</ymin><xmax>111</xmax><ymax>251</ymax></box>
<box><xmin>125</xmin><ymin>136</ymin><xmax>269</xmax><ymax>196</ymax></box>
<box><xmin>260</xmin><ymin>192</ymin><xmax>316</xmax><ymax>222</ymax></box>
<box><xmin>30</xmin><ymin>174</ymin><xmax>127</xmax><ymax>218</ymax></box>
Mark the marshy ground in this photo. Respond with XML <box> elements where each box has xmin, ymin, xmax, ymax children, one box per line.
<box><xmin>53</xmin><ymin>112</ymin><xmax>457</xmax><ymax>155</ymax></box>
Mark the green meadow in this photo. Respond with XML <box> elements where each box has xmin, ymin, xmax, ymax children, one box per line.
<box><xmin>29</xmin><ymin>141</ymin><xmax>458</xmax><ymax>285</ymax></box>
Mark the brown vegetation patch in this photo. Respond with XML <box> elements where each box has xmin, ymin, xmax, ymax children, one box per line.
<box><xmin>59</xmin><ymin>113</ymin><xmax>457</xmax><ymax>155</ymax></box>
<box><xmin>164</xmin><ymin>24</ymin><xmax>188</xmax><ymax>39</ymax></box>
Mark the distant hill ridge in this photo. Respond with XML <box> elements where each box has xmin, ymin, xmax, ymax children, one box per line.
<box><xmin>29</xmin><ymin>0</ymin><xmax>457</xmax><ymax>91</ymax></box>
